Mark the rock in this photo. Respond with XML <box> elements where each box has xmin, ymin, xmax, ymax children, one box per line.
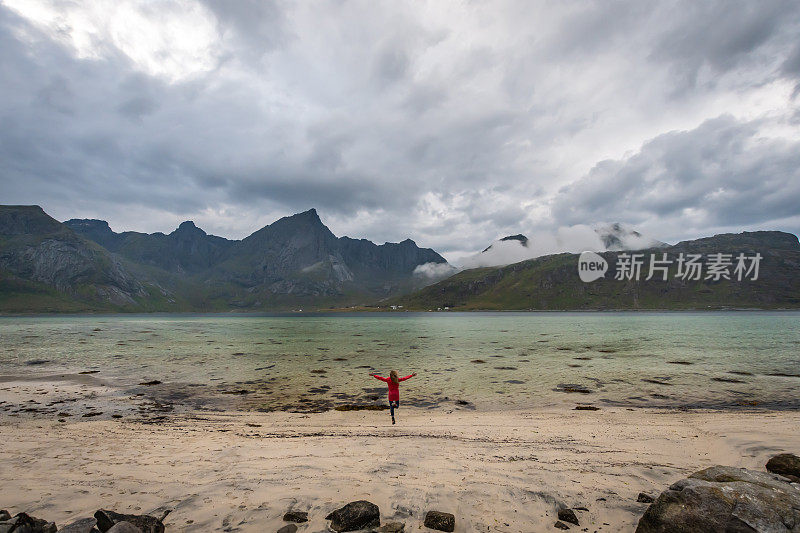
<box><xmin>391</xmin><ymin>505</ymin><xmax>413</xmax><ymax>518</ymax></box>
<box><xmin>334</xmin><ymin>405</ymin><xmax>388</xmax><ymax>411</ymax></box>
<box><xmin>635</xmin><ymin>465</ymin><xmax>800</xmax><ymax>533</ymax></box>
<box><xmin>766</xmin><ymin>453</ymin><xmax>800</xmax><ymax>483</ymax></box>
<box><xmin>0</xmin><ymin>512</ymin><xmax>57</xmax><ymax>533</ymax></box>
<box><xmin>574</xmin><ymin>405</ymin><xmax>600</xmax><ymax>411</ymax></box>
<box><xmin>637</xmin><ymin>492</ymin><xmax>655</xmax><ymax>503</ymax></box>
<box><xmin>106</xmin><ymin>523</ymin><xmax>142</xmax><ymax>533</ymax></box>
<box><xmin>325</xmin><ymin>501</ymin><xmax>380</xmax><ymax>532</ymax></box>
<box><xmin>557</xmin><ymin>508</ymin><xmax>579</xmax><ymax>526</ymax></box>
<box><xmin>423</xmin><ymin>511</ymin><xmax>455</xmax><ymax>532</ymax></box>
<box><xmin>641</xmin><ymin>378</ymin><xmax>672</xmax><ymax>386</ymax></box>
<box><xmin>138</xmin><ymin>381</ymin><xmax>162</xmax><ymax>386</ymax></box>
<box><xmin>373</xmin><ymin>522</ymin><xmax>405</xmax><ymax>533</ymax></box>
<box><xmin>277</xmin><ymin>525</ymin><xmax>297</xmax><ymax>533</ymax></box>
<box><xmin>555</xmin><ymin>384</ymin><xmax>592</xmax><ymax>394</ymax></box>
<box><xmin>94</xmin><ymin>510</ymin><xmax>164</xmax><ymax>533</ymax></box>
<box><xmin>711</xmin><ymin>377</ymin><xmax>746</xmax><ymax>384</ymax></box>
<box><xmin>58</xmin><ymin>517</ymin><xmax>99</xmax><ymax>533</ymax></box>
<box><xmin>554</xmin><ymin>521</ymin><xmax>570</xmax><ymax>530</ymax></box>
<box><xmin>0</xmin><ymin>511</ymin><xmax>9</xmax><ymax>521</ymax></box>
<box><xmin>282</xmin><ymin>510</ymin><xmax>308</xmax><ymax>523</ymax></box>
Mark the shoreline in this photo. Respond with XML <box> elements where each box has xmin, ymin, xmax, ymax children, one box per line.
<box><xmin>2</xmin><ymin>376</ymin><xmax>800</xmax><ymax>531</ymax></box>
<box><xmin>3</xmin><ymin>372</ymin><xmax>800</xmax><ymax>420</ymax></box>
<box><xmin>3</xmin><ymin>308</ymin><xmax>800</xmax><ymax>318</ymax></box>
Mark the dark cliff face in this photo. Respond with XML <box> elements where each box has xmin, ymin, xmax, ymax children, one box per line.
<box><xmin>1</xmin><ymin>206</ymin><xmax>64</xmax><ymax>235</ymax></box>
<box><xmin>1</xmin><ymin>206</ymin><xmax>145</xmax><ymax>307</ymax></box>
<box><xmin>214</xmin><ymin>208</ymin><xmax>448</xmax><ymax>295</ymax></box>
<box><xmin>4</xmin><ymin>205</ymin><xmax>449</xmax><ymax>310</ymax></box>
<box><xmin>168</xmin><ymin>221</ymin><xmax>234</xmax><ymax>273</ymax></box>
<box><xmin>65</xmin><ymin>218</ymin><xmax>234</xmax><ymax>274</ymax></box>
<box><xmin>338</xmin><ymin>237</ymin><xmax>445</xmax><ymax>278</ymax></box>
<box><xmin>62</xmin><ymin>219</ymin><xmax>120</xmax><ymax>250</ymax></box>
<box><xmin>222</xmin><ymin>209</ymin><xmax>342</xmax><ymax>284</ymax></box>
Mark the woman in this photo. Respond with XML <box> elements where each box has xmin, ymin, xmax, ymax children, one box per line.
<box><xmin>371</xmin><ymin>370</ymin><xmax>416</xmax><ymax>424</ymax></box>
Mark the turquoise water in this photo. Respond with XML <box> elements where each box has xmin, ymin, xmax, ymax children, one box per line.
<box><xmin>1</xmin><ymin>312</ymin><xmax>799</xmax><ymax>411</ymax></box>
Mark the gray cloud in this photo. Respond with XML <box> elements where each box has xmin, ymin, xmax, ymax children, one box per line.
<box><xmin>0</xmin><ymin>1</ymin><xmax>798</xmax><ymax>261</ymax></box>
<box><xmin>552</xmin><ymin>115</ymin><xmax>800</xmax><ymax>240</ymax></box>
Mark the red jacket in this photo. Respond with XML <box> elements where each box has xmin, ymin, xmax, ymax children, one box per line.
<box><xmin>373</xmin><ymin>374</ymin><xmax>412</xmax><ymax>402</ymax></box>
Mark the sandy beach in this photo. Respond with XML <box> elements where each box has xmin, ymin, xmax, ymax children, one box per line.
<box><xmin>2</xmin><ymin>377</ymin><xmax>799</xmax><ymax>532</ymax></box>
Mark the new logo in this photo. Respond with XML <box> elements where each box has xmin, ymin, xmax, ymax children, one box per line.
<box><xmin>578</xmin><ymin>251</ymin><xmax>608</xmax><ymax>282</ymax></box>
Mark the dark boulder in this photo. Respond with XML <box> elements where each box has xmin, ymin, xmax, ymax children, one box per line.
<box><xmin>325</xmin><ymin>501</ymin><xmax>380</xmax><ymax>532</ymax></box>
<box><xmin>374</xmin><ymin>521</ymin><xmax>405</xmax><ymax>532</ymax></box>
<box><xmin>58</xmin><ymin>517</ymin><xmax>99</xmax><ymax>533</ymax></box>
<box><xmin>554</xmin><ymin>521</ymin><xmax>570</xmax><ymax>530</ymax></box>
<box><xmin>637</xmin><ymin>493</ymin><xmax>655</xmax><ymax>503</ymax></box>
<box><xmin>277</xmin><ymin>525</ymin><xmax>297</xmax><ymax>533</ymax></box>
<box><xmin>93</xmin><ymin>510</ymin><xmax>164</xmax><ymax>533</ymax></box>
<box><xmin>0</xmin><ymin>512</ymin><xmax>56</xmax><ymax>533</ymax></box>
<box><xmin>0</xmin><ymin>511</ymin><xmax>9</xmax><ymax>521</ymax></box>
<box><xmin>105</xmin><ymin>523</ymin><xmax>142</xmax><ymax>533</ymax></box>
<box><xmin>423</xmin><ymin>511</ymin><xmax>455</xmax><ymax>532</ymax></box>
<box><xmin>557</xmin><ymin>508</ymin><xmax>579</xmax><ymax>526</ymax></box>
<box><xmin>282</xmin><ymin>510</ymin><xmax>308</xmax><ymax>523</ymax></box>
<box><xmin>766</xmin><ymin>453</ymin><xmax>800</xmax><ymax>483</ymax></box>
<box><xmin>635</xmin><ymin>466</ymin><xmax>800</xmax><ymax>532</ymax></box>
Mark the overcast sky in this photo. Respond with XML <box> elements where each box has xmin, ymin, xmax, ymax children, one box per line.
<box><xmin>1</xmin><ymin>0</ymin><xmax>799</xmax><ymax>262</ymax></box>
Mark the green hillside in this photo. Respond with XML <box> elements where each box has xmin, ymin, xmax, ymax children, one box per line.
<box><xmin>397</xmin><ymin>231</ymin><xmax>800</xmax><ymax>310</ymax></box>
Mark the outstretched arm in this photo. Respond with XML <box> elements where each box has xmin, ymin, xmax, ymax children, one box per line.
<box><xmin>371</xmin><ymin>374</ymin><xmax>389</xmax><ymax>382</ymax></box>
<box><xmin>399</xmin><ymin>372</ymin><xmax>417</xmax><ymax>382</ymax></box>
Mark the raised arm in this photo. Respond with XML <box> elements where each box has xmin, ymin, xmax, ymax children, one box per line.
<box><xmin>371</xmin><ymin>374</ymin><xmax>389</xmax><ymax>382</ymax></box>
<box><xmin>399</xmin><ymin>372</ymin><xmax>417</xmax><ymax>382</ymax></box>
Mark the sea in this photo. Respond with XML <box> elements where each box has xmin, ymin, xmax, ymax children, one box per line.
<box><xmin>2</xmin><ymin>311</ymin><xmax>799</xmax><ymax>412</ymax></box>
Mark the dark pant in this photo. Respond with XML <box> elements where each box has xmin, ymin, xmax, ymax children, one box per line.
<box><xmin>389</xmin><ymin>400</ymin><xmax>399</xmax><ymax>418</ymax></box>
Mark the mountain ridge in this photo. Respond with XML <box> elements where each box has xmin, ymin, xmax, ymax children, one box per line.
<box><xmin>1</xmin><ymin>205</ymin><xmax>447</xmax><ymax>312</ymax></box>
<box><xmin>396</xmin><ymin>230</ymin><xmax>800</xmax><ymax>310</ymax></box>
<box><xmin>4</xmin><ymin>205</ymin><xmax>799</xmax><ymax>312</ymax></box>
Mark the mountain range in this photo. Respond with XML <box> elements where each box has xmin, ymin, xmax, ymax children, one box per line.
<box><xmin>397</xmin><ymin>231</ymin><xmax>800</xmax><ymax>310</ymax></box>
<box><xmin>0</xmin><ymin>205</ymin><xmax>445</xmax><ymax>312</ymax></box>
<box><xmin>2</xmin><ymin>204</ymin><xmax>798</xmax><ymax>312</ymax></box>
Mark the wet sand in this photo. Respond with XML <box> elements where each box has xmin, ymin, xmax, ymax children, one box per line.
<box><xmin>2</xmin><ymin>377</ymin><xmax>799</xmax><ymax>532</ymax></box>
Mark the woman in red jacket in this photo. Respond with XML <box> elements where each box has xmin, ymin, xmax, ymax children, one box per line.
<box><xmin>371</xmin><ymin>370</ymin><xmax>416</xmax><ymax>424</ymax></box>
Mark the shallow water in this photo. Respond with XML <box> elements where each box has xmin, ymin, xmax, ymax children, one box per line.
<box><xmin>1</xmin><ymin>312</ymin><xmax>799</xmax><ymax>411</ymax></box>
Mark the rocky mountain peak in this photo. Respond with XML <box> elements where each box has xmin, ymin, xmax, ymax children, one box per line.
<box><xmin>248</xmin><ymin>208</ymin><xmax>333</xmax><ymax>243</ymax></box>
<box><xmin>64</xmin><ymin>219</ymin><xmax>112</xmax><ymax>232</ymax></box>
<box><xmin>172</xmin><ymin>220</ymin><xmax>206</xmax><ymax>236</ymax></box>
<box><xmin>0</xmin><ymin>205</ymin><xmax>63</xmax><ymax>235</ymax></box>
<box><xmin>482</xmin><ymin>234</ymin><xmax>529</xmax><ymax>253</ymax></box>
<box><xmin>595</xmin><ymin>222</ymin><xmax>665</xmax><ymax>250</ymax></box>
<box><xmin>499</xmin><ymin>234</ymin><xmax>529</xmax><ymax>246</ymax></box>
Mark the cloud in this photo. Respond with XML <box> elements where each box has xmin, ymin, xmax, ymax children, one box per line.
<box><xmin>0</xmin><ymin>0</ymin><xmax>798</xmax><ymax>261</ymax></box>
<box><xmin>413</xmin><ymin>261</ymin><xmax>458</xmax><ymax>280</ymax></box>
<box><xmin>456</xmin><ymin>223</ymin><xmax>664</xmax><ymax>269</ymax></box>
<box><xmin>552</xmin><ymin>115</ymin><xmax>800</xmax><ymax>242</ymax></box>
